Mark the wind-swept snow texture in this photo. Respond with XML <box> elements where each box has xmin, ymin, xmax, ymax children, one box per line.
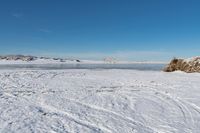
<box><xmin>0</xmin><ymin>69</ymin><xmax>200</xmax><ymax>133</ymax></box>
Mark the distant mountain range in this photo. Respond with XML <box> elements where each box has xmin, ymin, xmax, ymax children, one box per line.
<box><xmin>0</xmin><ymin>55</ymin><xmax>168</xmax><ymax>64</ymax></box>
<box><xmin>0</xmin><ymin>55</ymin><xmax>81</xmax><ymax>62</ymax></box>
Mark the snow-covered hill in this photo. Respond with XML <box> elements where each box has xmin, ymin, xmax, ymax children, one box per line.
<box><xmin>0</xmin><ymin>55</ymin><xmax>81</xmax><ymax>64</ymax></box>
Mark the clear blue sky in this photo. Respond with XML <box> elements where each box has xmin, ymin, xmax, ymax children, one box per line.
<box><xmin>0</xmin><ymin>0</ymin><xmax>200</xmax><ymax>61</ymax></box>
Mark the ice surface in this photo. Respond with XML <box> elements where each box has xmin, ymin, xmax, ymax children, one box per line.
<box><xmin>0</xmin><ymin>59</ymin><xmax>167</xmax><ymax>65</ymax></box>
<box><xmin>0</xmin><ymin>69</ymin><xmax>200</xmax><ymax>133</ymax></box>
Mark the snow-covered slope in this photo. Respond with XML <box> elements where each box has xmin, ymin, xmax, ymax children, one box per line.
<box><xmin>0</xmin><ymin>69</ymin><xmax>200</xmax><ymax>132</ymax></box>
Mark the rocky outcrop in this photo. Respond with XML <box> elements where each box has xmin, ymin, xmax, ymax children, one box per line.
<box><xmin>163</xmin><ymin>57</ymin><xmax>200</xmax><ymax>73</ymax></box>
<box><xmin>0</xmin><ymin>55</ymin><xmax>36</xmax><ymax>61</ymax></box>
<box><xmin>0</xmin><ymin>55</ymin><xmax>81</xmax><ymax>63</ymax></box>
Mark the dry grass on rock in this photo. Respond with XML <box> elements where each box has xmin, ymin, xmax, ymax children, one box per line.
<box><xmin>163</xmin><ymin>57</ymin><xmax>200</xmax><ymax>73</ymax></box>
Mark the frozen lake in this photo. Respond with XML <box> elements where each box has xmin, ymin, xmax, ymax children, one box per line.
<box><xmin>0</xmin><ymin>63</ymin><xmax>166</xmax><ymax>71</ymax></box>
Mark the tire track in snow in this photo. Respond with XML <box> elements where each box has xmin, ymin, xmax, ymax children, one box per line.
<box><xmin>2</xmin><ymin>91</ymin><xmax>110</xmax><ymax>133</ymax></box>
<box><xmin>42</xmin><ymin>97</ymin><xmax>155</xmax><ymax>133</ymax></box>
<box><xmin>39</xmin><ymin>97</ymin><xmax>113</xmax><ymax>133</ymax></box>
<box><xmin>138</xmin><ymin>86</ymin><xmax>196</xmax><ymax>132</ymax></box>
<box><xmin>117</xmin><ymin>84</ymin><xmax>196</xmax><ymax>132</ymax></box>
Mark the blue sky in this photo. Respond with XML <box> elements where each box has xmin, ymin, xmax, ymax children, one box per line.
<box><xmin>0</xmin><ymin>0</ymin><xmax>200</xmax><ymax>61</ymax></box>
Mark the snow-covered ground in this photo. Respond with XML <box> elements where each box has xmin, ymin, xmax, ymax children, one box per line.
<box><xmin>0</xmin><ymin>69</ymin><xmax>200</xmax><ymax>133</ymax></box>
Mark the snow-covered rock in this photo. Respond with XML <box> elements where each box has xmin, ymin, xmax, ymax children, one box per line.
<box><xmin>163</xmin><ymin>56</ymin><xmax>200</xmax><ymax>73</ymax></box>
<box><xmin>0</xmin><ymin>55</ymin><xmax>81</xmax><ymax>64</ymax></box>
<box><xmin>0</xmin><ymin>55</ymin><xmax>36</xmax><ymax>61</ymax></box>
